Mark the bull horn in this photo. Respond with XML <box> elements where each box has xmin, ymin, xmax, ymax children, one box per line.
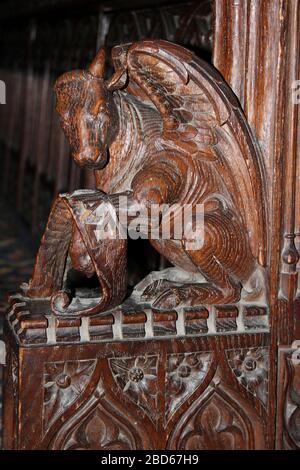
<box><xmin>106</xmin><ymin>69</ymin><xmax>127</xmax><ymax>91</ymax></box>
<box><xmin>89</xmin><ymin>47</ymin><xmax>106</xmax><ymax>78</ymax></box>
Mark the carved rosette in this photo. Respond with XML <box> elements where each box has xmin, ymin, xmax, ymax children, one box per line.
<box><xmin>109</xmin><ymin>355</ymin><xmax>158</xmax><ymax>423</ymax></box>
<box><xmin>226</xmin><ymin>347</ymin><xmax>269</xmax><ymax>407</ymax></box>
<box><xmin>43</xmin><ymin>359</ymin><xmax>97</xmax><ymax>433</ymax></box>
<box><xmin>165</xmin><ymin>352</ymin><xmax>212</xmax><ymax>421</ymax></box>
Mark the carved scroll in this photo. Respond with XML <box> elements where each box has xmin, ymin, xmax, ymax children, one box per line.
<box><xmin>26</xmin><ymin>190</ymin><xmax>127</xmax><ymax>317</ymax></box>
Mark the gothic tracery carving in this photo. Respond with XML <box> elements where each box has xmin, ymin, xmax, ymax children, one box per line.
<box><xmin>43</xmin><ymin>359</ymin><xmax>97</xmax><ymax>432</ymax></box>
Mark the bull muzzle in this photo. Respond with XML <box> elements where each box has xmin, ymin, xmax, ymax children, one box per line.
<box><xmin>72</xmin><ymin>147</ymin><xmax>108</xmax><ymax>170</ymax></box>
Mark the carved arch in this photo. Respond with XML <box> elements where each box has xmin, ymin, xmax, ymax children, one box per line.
<box><xmin>167</xmin><ymin>377</ymin><xmax>266</xmax><ymax>450</ymax></box>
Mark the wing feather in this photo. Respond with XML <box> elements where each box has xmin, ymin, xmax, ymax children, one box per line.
<box><xmin>111</xmin><ymin>40</ymin><xmax>267</xmax><ymax>264</ymax></box>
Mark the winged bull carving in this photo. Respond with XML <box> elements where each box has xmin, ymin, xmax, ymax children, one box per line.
<box><xmin>25</xmin><ymin>40</ymin><xmax>267</xmax><ymax>316</ymax></box>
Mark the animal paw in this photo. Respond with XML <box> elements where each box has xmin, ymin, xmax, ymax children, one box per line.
<box><xmin>152</xmin><ymin>287</ymin><xmax>183</xmax><ymax>309</ymax></box>
<box><xmin>141</xmin><ymin>280</ymin><xmax>179</xmax><ymax>301</ymax></box>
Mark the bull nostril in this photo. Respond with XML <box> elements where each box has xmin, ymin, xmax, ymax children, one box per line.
<box><xmin>72</xmin><ymin>149</ymin><xmax>106</xmax><ymax>170</ymax></box>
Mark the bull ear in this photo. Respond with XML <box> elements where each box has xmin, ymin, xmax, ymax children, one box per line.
<box><xmin>89</xmin><ymin>47</ymin><xmax>106</xmax><ymax>78</ymax></box>
<box><xmin>106</xmin><ymin>69</ymin><xmax>127</xmax><ymax>91</ymax></box>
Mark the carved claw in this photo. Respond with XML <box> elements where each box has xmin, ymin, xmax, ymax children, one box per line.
<box><xmin>141</xmin><ymin>276</ymin><xmax>186</xmax><ymax>302</ymax></box>
<box><xmin>141</xmin><ymin>280</ymin><xmax>173</xmax><ymax>300</ymax></box>
<box><xmin>152</xmin><ymin>287</ymin><xmax>182</xmax><ymax>309</ymax></box>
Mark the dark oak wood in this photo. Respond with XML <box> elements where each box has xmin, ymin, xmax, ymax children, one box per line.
<box><xmin>22</xmin><ymin>39</ymin><xmax>267</xmax><ymax>318</ymax></box>
<box><xmin>3</xmin><ymin>294</ymin><xmax>270</xmax><ymax>450</ymax></box>
<box><xmin>0</xmin><ymin>0</ymin><xmax>212</xmax><ymax>237</ymax></box>
<box><xmin>276</xmin><ymin>341</ymin><xmax>300</xmax><ymax>449</ymax></box>
<box><xmin>1</xmin><ymin>0</ymin><xmax>300</xmax><ymax>451</ymax></box>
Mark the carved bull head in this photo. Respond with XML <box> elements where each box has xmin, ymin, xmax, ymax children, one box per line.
<box><xmin>54</xmin><ymin>48</ymin><xmax>127</xmax><ymax>169</ymax></box>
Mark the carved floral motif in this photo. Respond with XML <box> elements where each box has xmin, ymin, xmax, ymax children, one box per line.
<box><xmin>109</xmin><ymin>355</ymin><xmax>158</xmax><ymax>423</ymax></box>
<box><xmin>165</xmin><ymin>352</ymin><xmax>212</xmax><ymax>420</ymax></box>
<box><xmin>43</xmin><ymin>359</ymin><xmax>96</xmax><ymax>432</ymax></box>
<box><xmin>226</xmin><ymin>347</ymin><xmax>269</xmax><ymax>406</ymax></box>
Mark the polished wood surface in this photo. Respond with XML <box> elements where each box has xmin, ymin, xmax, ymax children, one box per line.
<box><xmin>22</xmin><ymin>39</ymin><xmax>267</xmax><ymax>318</ymax></box>
<box><xmin>1</xmin><ymin>0</ymin><xmax>300</xmax><ymax>450</ymax></box>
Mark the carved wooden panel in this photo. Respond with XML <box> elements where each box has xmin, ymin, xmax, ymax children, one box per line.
<box><xmin>109</xmin><ymin>355</ymin><xmax>159</xmax><ymax>425</ymax></box>
<box><xmin>168</xmin><ymin>387</ymin><xmax>253</xmax><ymax>450</ymax></box>
<box><xmin>1</xmin><ymin>0</ymin><xmax>300</xmax><ymax>453</ymax></box>
<box><xmin>165</xmin><ymin>352</ymin><xmax>212</xmax><ymax>421</ymax></box>
<box><xmin>3</xmin><ymin>317</ymin><xmax>269</xmax><ymax>450</ymax></box>
<box><xmin>51</xmin><ymin>381</ymin><xmax>143</xmax><ymax>450</ymax></box>
<box><xmin>276</xmin><ymin>341</ymin><xmax>300</xmax><ymax>449</ymax></box>
<box><xmin>43</xmin><ymin>359</ymin><xmax>97</xmax><ymax>433</ymax></box>
<box><xmin>226</xmin><ymin>347</ymin><xmax>269</xmax><ymax>407</ymax></box>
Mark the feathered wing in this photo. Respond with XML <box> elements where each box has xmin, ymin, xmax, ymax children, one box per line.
<box><xmin>111</xmin><ymin>40</ymin><xmax>267</xmax><ymax>264</ymax></box>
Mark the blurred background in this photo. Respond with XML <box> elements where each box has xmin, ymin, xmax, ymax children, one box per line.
<box><xmin>0</xmin><ymin>0</ymin><xmax>213</xmax><ymax>307</ymax></box>
<box><xmin>0</xmin><ymin>0</ymin><xmax>213</xmax><ymax>445</ymax></box>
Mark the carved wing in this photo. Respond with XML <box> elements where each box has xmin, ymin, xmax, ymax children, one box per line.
<box><xmin>111</xmin><ymin>40</ymin><xmax>267</xmax><ymax>264</ymax></box>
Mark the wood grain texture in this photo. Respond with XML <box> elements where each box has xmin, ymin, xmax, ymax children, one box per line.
<box><xmin>25</xmin><ymin>38</ymin><xmax>267</xmax><ymax>316</ymax></box>
<box><xmin>213</xmin><ymin>0</ymin><xmax>300</xmax><ymax>447</ymax></box>
<box><xmin>2</xmin><ymin>1</ymin><xmax>300</xmax><ymax>451</ymax></box>
<box><xmin>3</xmin><ymin>321</ymin><xmax>269</xmax><ymax>450</ymax></box>
<box><xmin>276</xmin><ymin>341</ymin><xmax>300</xmax><ymax>449</ymax></box>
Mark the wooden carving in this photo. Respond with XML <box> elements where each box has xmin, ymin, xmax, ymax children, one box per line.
<box><xmin>277</xmin><ymin>341</ymin><xmax>300</xmax><ymax>449</ymax></box>
<box><xmin>25</xmin><ymin>192</ymin><xmax>127</xmax><ymax>316</ymax></box>
<box><xmin>109</xmin><ymin>355</ymin><xmax>159</xmax><ymax>424</ymax></box>
<box><xmin>226</xmin><ymin>347</ymin><xmax>269</xmax><ymax>407</ymax></box>
<box><xmin>3</xmin><ymin>336</ymin><xmax>268</xmax><ymax>450</ymax></box>
<box><xmin>25</xmin><ymin>39</ymin><xmax>266</xmax><ymax>316</ymax></box>
<box><xmin>43</xmin><ymin>359</ymin><xmax>97</xmax><ymax>433</ymax></box>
